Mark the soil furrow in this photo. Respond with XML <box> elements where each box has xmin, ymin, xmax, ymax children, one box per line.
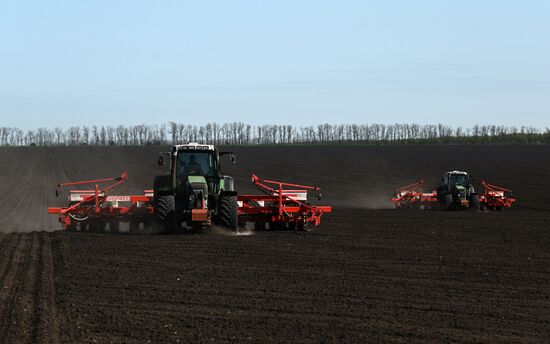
<box><xmin>30</xmin><ymin>233</ymin><xmax>61</xmax><ymax>344</ymax></box>
<box><xmin>0</xmin><ymin>234</ymin><xmax>33</xmax><ymax>342</ymax></box>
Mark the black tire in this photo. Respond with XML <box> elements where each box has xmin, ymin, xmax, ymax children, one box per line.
<box><xmin>217</xmin><ymin>195</ymin><xmax>238</xmax><ymax>231</ymax></box>
<box><xmin>296</xmin><ymin>222</ymin><xmax>313</xmax><ymax>232</ymax></box>
<box><xmin>129</xmin><ymin>220</ymin><xmax>140</xmax><ymax>234</ymax></box>
<box><xmin>97</xmin><ymin>221</ymin><xmax>107</xmax><ymax>233</ymax></box>
<box><xmin>76</xmin><ymin>220</ymin><xmax>86</xmax><ymax>232</ymax></box>
<box><xmin>66</xmin><ymin>221</ymin><xmax>76</xmax><ymax>232</ymax></box>
<box><xmin>80</xmin><ymin>220</ymin><xmax>90</xmax><ymax>232</ymax></box>
<box><xmin>109</xmin><ymin>221</ymin><xmax>120</xmax><ymax>234</ymax></box>
<box><xmin>87</xmin><ymin>220</ymin><xmax>100</xmax><ymax>233</ymax></box>
<box><xmin>440</xmin><ymin>193</ymin><xmax>453</xmax><ymax>210</ymax></box>
<box><xmin>155</xmin><ymin>195</ymin><xmax>176</xmax><ymax>234</ymax></box>
<box><xmin>267</xmin><ymin>222</ymin><xmax>282</xmax><ymax>231</ymax></box>
<box><xmin>254</xmin><ymin>221</ymin><xmax>266</xmax><ymax>231</ymax></box>
<box><xmin>470</xmin><ymin>194</ymin><xmax>480</xmax><ymax>211</ymax></box>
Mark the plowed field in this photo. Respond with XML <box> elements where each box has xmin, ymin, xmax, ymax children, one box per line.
<box><xmin>0</xmin><ymin>145</ymin><xmax>549</xmax><ymax>343</ymax></box>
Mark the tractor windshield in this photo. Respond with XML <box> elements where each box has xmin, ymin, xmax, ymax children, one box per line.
<box><xmin>449</xmin><ymin>174</ymin><xmax>469</xmax><ymax>187</ymax></box>
<box><xmin>176</xmin><ymin>151</ymin><xmax>216</xmax><ymax>177</ymax></box>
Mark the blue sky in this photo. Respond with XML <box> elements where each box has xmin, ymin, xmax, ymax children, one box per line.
<box><xmin>0</xmin><ymin>0</ymin><xmax>548</xmax><ymax>130</ymax></box>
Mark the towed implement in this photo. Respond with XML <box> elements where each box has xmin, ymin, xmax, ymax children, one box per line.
<box><xmin>390</xmin><ymin>170</ymin><xmax>515</xmax><ymax>211</ymax></box>
<box><xmin>478</xmin><ymin>181</ymin><xmax>516</xmax><ymax>211</ymax></box>
<box><xmin>48</xmin><ymin>143</ymin><xmax>332</xmax><ymax>233</ymax></box>
<box><xmin>239</xmin><ymin>174</ymin><xmax>332</xmax><ymax>231</ymax></box>
<box><xmin>47</xmin><ymin>173</ymin><xmax>155</xmax><ymax>233</ymax></box>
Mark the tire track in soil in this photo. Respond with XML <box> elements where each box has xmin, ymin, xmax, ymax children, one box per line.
<box><xmin>0</xmin><ymin>233</ymin><xmax>61</xmax><ymax>344</ymax></box>
<box><xmin>0</xmin><ymin>235</ymin><xmax>23</xmax><ymax>295</ymax></box>
<box><xmin>31</xmin><ymin>233</ymin><xmax>61</xmax><ymax>343</ymax></box>
<box><xmin>0</xmin><ymin>233</ymin><xmax>33</xmax><ymax>343</ymax></box>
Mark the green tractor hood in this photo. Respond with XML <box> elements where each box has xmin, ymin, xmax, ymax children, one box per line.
<box><xmin>187</xmin><ymin>175</ymin><xmax>207</xmax><ymax>186</ymax></box>
<box><xmin>454</xmin><ymin>185</ymin><xmax>468</xmax><ymax>199</ymax></box>
<box><xmin>455</xmin><ymin>185</ymin><xmax>467</xmax><ymax>192</ymax></box>
<box><xmin>187</xmin><ymin>175</ymin><xmax>208</xmax><ymax>195</ymax></box>
<box><xmin>187</xmin><ymin>175</ymin><xmax>209</xmax><ymax>207</ymax></box>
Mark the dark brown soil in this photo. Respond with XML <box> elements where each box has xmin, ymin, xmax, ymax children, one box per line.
<box><xmin>0</xmin><ymin>145</ymin><xmax>549</xmax><ymax>343</ymax></box>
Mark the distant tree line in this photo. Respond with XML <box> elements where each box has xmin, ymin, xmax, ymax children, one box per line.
<box><xmin>0</xmin><ymin>122</ymin><xmax>549</xmax><ymax>146</ymax></box>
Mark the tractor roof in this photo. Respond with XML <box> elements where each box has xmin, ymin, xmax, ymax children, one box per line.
<box><xmin>173</xmin><ymin>142</ymin><xmax>215</xmax><ymax>152</ymax></box>
<box><xmin>446</xmin><ymin>170</ymin><xmax>469</xmax><ymax>175</ymax></box>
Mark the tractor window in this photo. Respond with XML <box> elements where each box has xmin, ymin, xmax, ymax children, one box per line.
<box><xmin>176</xmin><ymin>151</ymin><xmax>216</xmax><ymax>177</ymax></box>
<box><xmin>449</xmin><ymin>174</ymin><xmax>468</xmax><ymax>186</ymax></box>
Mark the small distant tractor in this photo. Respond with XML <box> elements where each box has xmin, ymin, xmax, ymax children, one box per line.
<box><xmin>391</xmin><ymin>170</ymin><xmax>515</xmax><ymax>211</ymax></box>
<box><xmin>436</xmin><ymin>171</ymin><xmax>479</xmax><ymax>210</ymax></box>
<box><xmin>48</xmin><ymin>143</ymin><xmax>332</xmax><ymax>233</ymax></box>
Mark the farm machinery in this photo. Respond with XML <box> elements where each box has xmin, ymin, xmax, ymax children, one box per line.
<box><xmin>390</xmin><ymin>170</ymin><xmax>516</xmax><ymax>211</ymax></box>
<box><xmin>48</xmin><ymin>143</ymin><xmax>332</xmax><ymax>233</ymax></box>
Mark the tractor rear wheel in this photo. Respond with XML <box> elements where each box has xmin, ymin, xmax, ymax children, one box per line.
<box><xmin>155</xmin><ymin>194</ymin><xmax>176</xmax><ymax>234</ymax></box>
<box><xmin>217</xmin><ymin>195</ymin><xmax>238</xmax><ymax>231</ymax></box>
<box><xmin>440</xmin><ymin>193</ymin><xmax>453</xmax><ymax>210</ymax></box>
<box><xmin>470</xmin><ymin>194</ymin><xmax>480</xmax><ymax>211</ymax></box>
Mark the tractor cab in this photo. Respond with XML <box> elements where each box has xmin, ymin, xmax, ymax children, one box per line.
<box><xmin>156</xmin><ymin>143</ymin><xmax>235</xmax><ymax>195</ymax></box>
<box><xmin>172</xmin><ymin>143</ymin><xmax>219</xmax><ymax>197</ymax></box>
<box><xmin>442</xmin><ymin>170</ymin><xmax>473</xmax><ymax>197</ymax></box>
<box><xmin>444</xmin><ymin>171</ymin><xmax>471</xmax><ymax>189</ymax></box>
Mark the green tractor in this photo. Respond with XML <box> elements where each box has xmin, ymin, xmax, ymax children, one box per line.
<box><xmin>153</xmin><ymin>143</ymin><xmax>238</xmax><ymax>233</ymax></box>
<box><xmin>436</xmin><ymin>170</ymin><xmax>480</xmax><ymax>210</ymax></box>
